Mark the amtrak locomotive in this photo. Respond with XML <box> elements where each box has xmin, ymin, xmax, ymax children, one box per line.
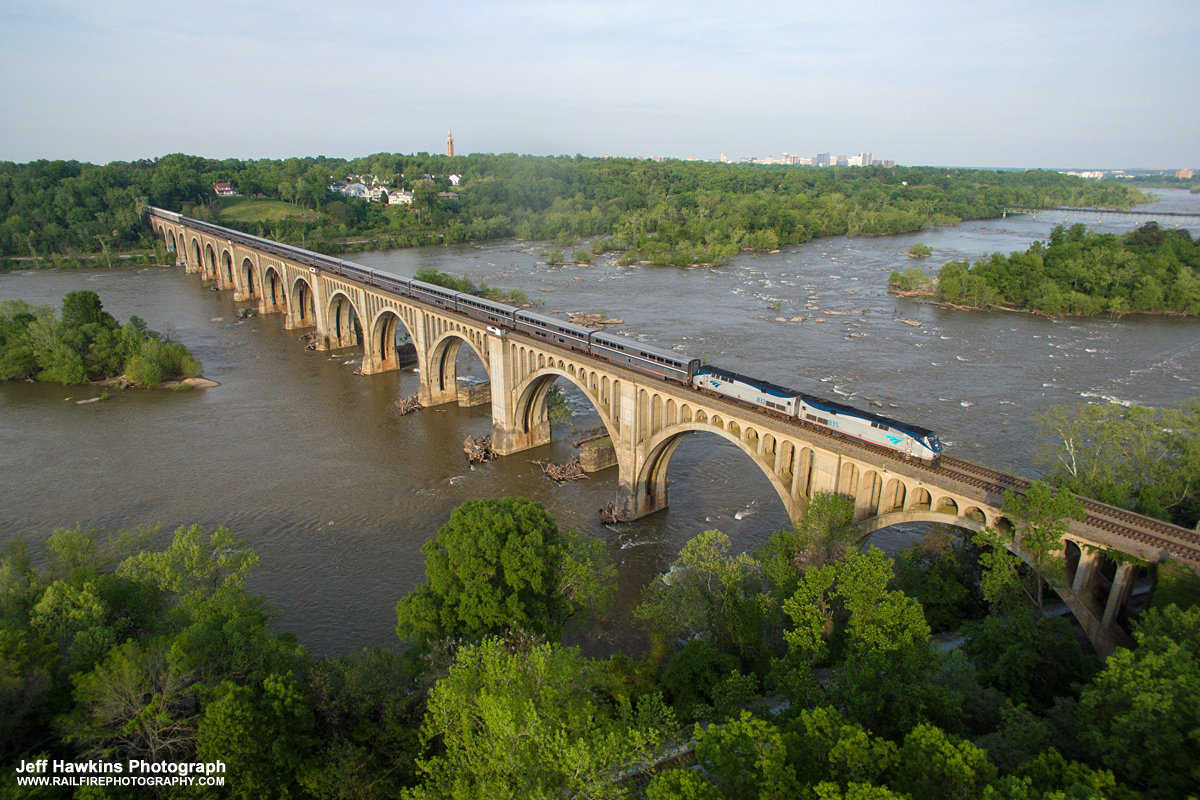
<box><xmin>155</xmin><ymin>210</ymin><xmax>944</xmax><ymax>463</ymax></box>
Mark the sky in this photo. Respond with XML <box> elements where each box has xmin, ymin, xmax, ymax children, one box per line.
<box><xmin>1</xmin><ymin>0</ymin><xmax>1197</xmax><ymax>168</ymax></box>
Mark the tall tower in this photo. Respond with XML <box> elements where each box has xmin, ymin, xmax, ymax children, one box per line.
<box><xmin>446</xmin><ymin>130</ymin><xmax>454</xmax><ymax>157</ymax></box>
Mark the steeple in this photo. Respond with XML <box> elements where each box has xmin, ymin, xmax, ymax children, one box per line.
<box><xmin>446</xmin><ymin>130</ymin><xmax>454</xmax><ymax>158</ymax></box>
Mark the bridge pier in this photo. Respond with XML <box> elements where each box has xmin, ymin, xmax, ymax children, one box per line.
<box><xmin>1063</xmin><ymin>543</ymin><xmax>1137</xmax><ymax>657</ymax></box>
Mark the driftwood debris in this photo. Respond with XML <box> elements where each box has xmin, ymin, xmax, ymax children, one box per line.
<box><xmin>532</xmin><ymin>456</ymin><xmax>587</xmax><ymax>483</ymax></box>
<box><xmin>298</xmin><ymin>332</ymin><xmax>319</xmax><ymax>351</ymax></box>
<box><xmin>463</xmin><ymin>435</ymin><xmax>495</xmax><ymax>464</ymax></box>
<box><xmin>572</xmin><ymin>433</ymin><xmax>610</xmax><ymax>448</ymax></box>
<box><xmin>394</xmin><ymin>394</ymin><xmax>422</xmax><ymax>415</ymax></box>
<box><xmin>599</xmin><ymin>502</ymin><xmax>620</xmax><ymax>524</ymax></box>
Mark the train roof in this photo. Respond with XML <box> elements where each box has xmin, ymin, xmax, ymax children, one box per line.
<box><xmin>801</xmin><ymin>394</ymin><xmax>938</xmax><ymax>439</ymax></box>
<box><xmin>515</xmin><ymin>309</ymin><xmax>594</xmax><ymax>338</ymax></box>
<box><xmin>592</xmin><ymin>331</ymin><xmax>698</xmax><ymax>365</ymax></box>
<box><xmin>696</xmin><ymin>364</ymin><xmax>938</xmax><ymax>440</ymax></box>
<box><xmin>697</xmin><ymin>365</ymin><xmax>801</xmax><ymax>400</ymax></box>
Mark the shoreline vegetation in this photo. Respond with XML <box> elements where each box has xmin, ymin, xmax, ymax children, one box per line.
<box><xmin>0</xmin><ymin>290</ymin><xmax>205</xmax><ymax>388</ymax></box>
<box><xmin>889</xmin><ymin>222</ymin><xmax>1200</xmax><ymax>317</ymax></box>
<box><xmin>1</xmin><ymin>154</ymin><xmax>1147</xmax><ymax>270</ymax></box>
<box><xmin>3</xmin><ymin>494</ymin><xmax>1197</xmax><ymax>797</ymax></box>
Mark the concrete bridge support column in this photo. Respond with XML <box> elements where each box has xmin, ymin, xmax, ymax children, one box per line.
<box><xmin>808</xmin><ymin>452</ymin><xmax>840</xmax><ymax>496</ymax></box>
<box><xmin>307</xmin><ymin>276</ymin><xmax>331</xmax><ymax>348</ymax></box>
<box><xmin>1072</xmin><ymin>549</ymin><xmax>1103</xmax><ymax>596</ymax></box>
<box><xmin>414</xmin><ymin>310</ymin><xmax>458</xmax><ymax>407</ymax></box>
<box><xmin>615</xmin><ymin>435</ymin><xmax>682</xmax><ymax>522</ymax></box>
<box><xmin>284</xmin><ymin>275</ymin><xmax>316</xmax><ymax>331</ymax></box>
<box><xmin>1101</xmin><ymin>563</ymin><xmax>1137</xmax><ymax>629</ymax></box>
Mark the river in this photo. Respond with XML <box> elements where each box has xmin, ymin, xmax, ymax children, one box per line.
<box><xmin>2</xmin><ymin>189</ymin><xmax>1196</xmax><ymax>657</ymax></box>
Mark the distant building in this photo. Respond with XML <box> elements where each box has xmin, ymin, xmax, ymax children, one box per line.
<box><xmin>213</xmin><ymin>182</ymin><xmax>236</xmax><ymax>196</ymax></box>
<box><xmin>883</xmin><ymin>160</ymin><xmax>895</xmax><ymax>168</ymax></box>
<box><xmin>1179</xmin><ymin>169</ymin><xmax>1195</xmax><ymax>179</ymax></box>
<box><xmin>343</xmin><ymin>182</ymin><xmax>369</xmax><ymax>199</ymax></box>
<box><xmin>437</xmin><ymin>191</ymin><xmax>459</xmax><ymax>201</ymax></box>
<box><xmin>847</xmin><ymin>155</ymin><xmax>864</xmax><ymax>167</ymax></box>
<box><xmin>388</xmin><ymin>190</ymin><xmax>414</xmax><ymax>205</ymax></box>
<box><xmin>816</xmin><ymin>153</ymin><xmax>830</xmax><ymax>167</ymax></box>
<box><xmin>328</xmin><ymin>180</ymin><xmax>348</xmax><ymax>193</ymax></box>
<box><xmin>448</xmin><ymin>174</ymin><xmax>462</xmax><ymax>186</ymax></box>
<box><xmin>446</xmin><ymin>130</ymin><xmax>455</xmax><ymax>157</ymax></box>
<box><xmin>368</xmin><ymin>186</ymin><xmax>389</xmax><ymax>202</ymax></box>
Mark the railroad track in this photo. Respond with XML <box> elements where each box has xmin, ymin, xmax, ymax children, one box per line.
<box><xmin>684</xmin><ymin>390</ymin><xmax>1200</xmax><ymax>563</ymax></box>
<box><xmin>937</xmin><ymin>457</ymin><xmax>1200</xmax><ymax>564</ymax></box>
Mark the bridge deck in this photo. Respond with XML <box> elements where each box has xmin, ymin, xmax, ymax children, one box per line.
<box><xmin>149</xmin><ymin>207</ymin><xmax>1199</xmax><ymax>569</ymax></box>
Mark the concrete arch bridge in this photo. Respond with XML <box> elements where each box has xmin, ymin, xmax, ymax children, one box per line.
<box><xmin>148</xmin><ymin>209</ymin><xmax>1200</xmax><ymax>657</ymax></box>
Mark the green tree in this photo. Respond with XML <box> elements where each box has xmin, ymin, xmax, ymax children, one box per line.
<box><xmin>60</xmin><ymin>290</ymin><xmax>116</xmax><ymax>331</ymax></box>
<box><xmin>197</xmin><ymin>672</ymin><xmax>317</xmax><ymax>800</ymax></box>
<box><xmin>635</xmin><ymin>529</ymin><xmax>768</xmax><ymax>667</ymax></box>
<box><xmin>893</xmin><ymin>526</ymin><xmax>983</xmax><ymax>632</ymax></box>
<box><xmin>1077</xmin><ymin>604</ymin><xmax>1200</xmax><ymax>798</ymax></box>
<box><xmin>782</xmin><ymin>548</ymin><xmax>956</xmax><ymax>737</ymax></box>
<box><xmin>118</xmin><ymin>525</ymin><xmax>305</xmax><ymax>684</ymax></box>
<box><xmin>888</xmin><ymin>723</ymin><xmax>997</xmax><ymax>800</ymax></box>
<box><xmin>961</xmin><ymin>606</ymin><xmax>1096</xmax><ymax>711</ymax></box>
<box><xmin>395</xmin><ymin>498</ymin><xmax>613</xmax><ymax>642</ymax></box>
<box><xmin>300</xmin><ymin>648</ymin><xmax>422</xmax><ymax>798</ymax></box>
<box><xmin>1036</xmin><ymin>400</ymin><xmax>1200</xmax><ymax>529</ymax></box>
<box><xmin>645</xmin><ymin>769</ymin><xmax>726</xmax><ymax>799</ymax></box>
<box><xmin>693</xmin><ymin>711</ymin><xmax>800</xmax><ymax>800</ymax></box>
<box><xmin>974</xmin><ymin>482</ymin><xmax>1084</xmax><ymax>613</ymax></box>
<box><xmin>65</xmin><ymin>640</ymin><xmax>197</xmax><ymax>762</ymax></box>
<box><xmin>407</xmin><ymin>636</ymin><xmax>673</xmax><ymax>800</ymax></box>
<box><xmin>785</xmin><ymin>705</ymin><xmax>896</xmax><ymax>790</ymax></box>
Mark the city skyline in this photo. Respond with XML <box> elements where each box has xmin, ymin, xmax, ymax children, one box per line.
<box><xmin>1</xmin><ymin>0</ymin><xmax>1197</xmax><ymax>168</ymax></box>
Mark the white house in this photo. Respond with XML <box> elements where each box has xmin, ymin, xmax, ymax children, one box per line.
<box><xmin>388</xmin><ymin>190</ymin><xmax>414</xmax><ymax>205</ymax></box>
<box><xmin>448</xmin><ymin>174</ymin><xmax>462</xmax><ymax>186</ymax></box>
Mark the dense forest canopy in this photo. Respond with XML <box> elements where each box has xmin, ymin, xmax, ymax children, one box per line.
<box><xmin>892</xmin><ymin>222</ymin><xmax>1200</xmax><ymax>316</ymax></box>
<box><xmin>0</xmin><ymin>290</ymin><xmax>201</xmax><ymax>386</ymax></box>
<box><xmin>0</xmin><ymin>153</ymin><xmax>1146</xmax><ymax>265</ymax></box>
<box><xmin>3</xmin><ymin>496</ymin><xmax>1198</xmax><ymax>798</ymax></box>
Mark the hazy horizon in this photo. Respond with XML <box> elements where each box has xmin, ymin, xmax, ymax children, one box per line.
<box><xmin>2</xmin><ymin>0</ymin><xmax>1196</xmax><ymax>169</ymax></box>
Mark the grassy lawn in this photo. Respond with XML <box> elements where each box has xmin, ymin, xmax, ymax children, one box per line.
<box><xmin>218</xmin><ymin>197</ymin><xmax>323</xmax><ymax>223</ymax></box>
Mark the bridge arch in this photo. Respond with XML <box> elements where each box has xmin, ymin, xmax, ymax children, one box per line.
<box><xmin>427</xmin><ymin>328</ymin><xmax>491</xmax><ymax>397</ymax></box>
<box><xmin>289</xmin><ymin>275</ymin><xmax>316</xmax><ymax>328</ymax></box>
<box><xmin>190</xmin><ymin>238</ymin><xmax>202</xmax><ymax>273</ymax></box>
<box><xmin>512</xmin><ymin>365</ymin><xmax>619</xmax><ymax>451</ymax></box>
<box><xmin>221</xmin><ymin>249</ymin><xmax>234</xmax><ymax>287</ymax></box>
<box><xmin>239</xmin><ymin>257</ymin><xmax>258</xmax><ymax>299</ymax></box>
<box><xmin>635</xmin><ymin>422</ymin><xmax>801</xmax><ymax>520</ymax></box>
<box><xmin>368</xmin><ymin>307</ymin><xmax>418</xmax><ymax>373</ymax></box>
<box><xmin>204</xmin><ymin>243</ymin><xmax>217</xmax><ymax>280</ymax></box>
<box><xmin>261</xmin><ymin>265</ymin><xmax>287</xmax><ymax>312</ymax></box>
<box><xmin>326</xmin><ymin>291</ymin><xmax>363</xmax><ymax>349</ymax></box>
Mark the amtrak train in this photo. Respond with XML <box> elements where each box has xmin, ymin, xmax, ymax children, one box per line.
<box><xmin>153</xmin><ymin>210</ymin><xmax>943</xmax><ymax>462</ymax></box>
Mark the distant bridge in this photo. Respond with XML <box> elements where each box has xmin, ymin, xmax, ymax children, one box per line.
<box><xmin>147</xmin><ymin>208</ymin><xmax>1200</xmax><ymax>657</ymax></box>
<box><xmin>1003</xmin><ymin>206</ymin><xmax>1200</xmax><ymax>227</ymax></box>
